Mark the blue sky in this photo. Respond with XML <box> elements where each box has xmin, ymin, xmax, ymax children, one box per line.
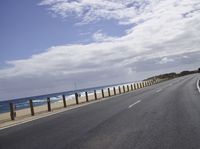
<box><xmin>0</xmin><ymin>0</ymin><xmax>130</xmax><ymax>68</ymax></box>
<box><xmin>0</xmin><ymin>0</ymin><xmax>200</xmax><ymax>100</ymax></box>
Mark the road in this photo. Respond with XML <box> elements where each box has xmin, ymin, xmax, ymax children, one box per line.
<box><xmin>0</xmin><ymin>74</ymin><xmax>200</xmax><ymax>149</ymax></box>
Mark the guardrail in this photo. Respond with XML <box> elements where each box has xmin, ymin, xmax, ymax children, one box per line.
<box><xmin>7</xmin><ymin>79</ymin><xmax>160</xmax><ymax>121</ymax></box>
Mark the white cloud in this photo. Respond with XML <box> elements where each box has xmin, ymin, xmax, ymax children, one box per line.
<box><xmin>0</xmin><ymin>0</ymin><xmax>200</xmax><ymax>100</ymax></box>
<box><xmin>159</xmin><ymin>57</ymin><xmax>174</xmax><ymax>64</ymax></box>
<box><xmin>92</xmin><ymin>30</ymin><xmax>117</xmax><ymax>42</ymax></box>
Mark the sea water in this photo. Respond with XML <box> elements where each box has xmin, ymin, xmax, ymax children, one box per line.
<box><xmin>0</xmin><ymin>82</ymin><xmax>133</xmax><ymax>114</ymax></box>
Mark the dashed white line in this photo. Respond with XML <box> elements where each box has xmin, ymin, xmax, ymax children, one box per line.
<box><xmin>156</xmin><ymin>89</ymin><xmax>162</xmax><ymax>93</ymax></box>
<box><xmin>128</xmin><ymin>100</ymin><xmax>141</xmax><ymax>109</ymax></box>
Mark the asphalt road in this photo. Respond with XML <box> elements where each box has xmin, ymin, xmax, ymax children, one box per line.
<box><xmin>0</xmin><ymin>74</ymin><xmax>200</xmax><ymax>149</ymax></box>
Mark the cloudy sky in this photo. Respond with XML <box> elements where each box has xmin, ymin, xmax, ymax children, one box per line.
<box><xmin>0</xmin><ymin>0</ymin><xmax>200</xmax><ymax>101</ymax></box>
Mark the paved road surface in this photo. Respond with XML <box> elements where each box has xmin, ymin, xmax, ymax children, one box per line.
<box><xmin>0</xmin><ymin>74</ymin><xmax>200</xmax><ymax>149</ymax></box>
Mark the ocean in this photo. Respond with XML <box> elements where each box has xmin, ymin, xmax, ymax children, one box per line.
<box><xmin>0</xmin><ymin>82</ymin><xmax>134</xmax><ymax>114</ymax></box>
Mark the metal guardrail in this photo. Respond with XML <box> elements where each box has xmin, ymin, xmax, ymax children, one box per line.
<box><xmin>8</xmin><ymin>79</ymin><xmax>158</xmax><ymax>121</ymax></box>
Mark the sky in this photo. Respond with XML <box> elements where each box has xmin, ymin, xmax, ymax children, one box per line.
<box><xmin>0</xmin><ymin>0</ymin><xmax>200</xmax><ymax>101</ymax></box>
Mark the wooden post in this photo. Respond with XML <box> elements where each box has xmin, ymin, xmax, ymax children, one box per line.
<box><xmin>137</xmin><ymin>83</ymin><xmax>139</xmax><ymax>89</ymax></box>
<box><xmin>131</xmin><ymin>84</ymin><xmax>133</xmax><ymax>91</ymax></box>
<box><xmin>134</xmin><ymin>84</ymin><xmax>136</xmax><ymax>90</ymax></box>
<box><xmin>29</xmin><ymin>99</ymin><xmax>34</xmax><ymax>116</ymax></box>
<box><xmin>75</xmin><ymin>93</ymin><xmax>79</xmax><ymax>104</ymax></box>
<box><xmin>85</xmin><ymin>92</ymin><xmax>89</xmax><ymax>102</ymax></box>
<box><xmin>101</xmin><ymin>89</ymin><xmax>104</xmax><ymax>98</ymax></box>
<box><xmin>118</xmin><ymin>86</ymin><xmax>121</xmax><ymax>94</ymax></box>
<box><xmin>94</xmin><ymin>90</ymin><xmax>97</xmax><ymax>100</ymax></box>
<box><xmin>62</xmin><ymin>95</ymin><xmax>67</xmax><ymax>108</ymax></box>
<box><xmin>47</xmin><ymin>97</ymin><xmax>51</xmax><ymax>112</ymax></box>
<box><xmin>108</xmin><ymin>88</ymin><xmax>111</xmax><ymax>96</ymax></box>
<box><xmin>113</xmin><ymin>87</ymin><xmax>116</xmax><ymax>95</ymax></box>
<box><xmin>127</xmin><ymin>85</ymin><xmax>129</xmax><ymax>92</ymax></box>
<box><xmin>9</xmin><ymin>103</ymin><xmax>15</xmax><ymax>120</ymax></box>
<box><xmin>123</xmin><ymin>85</ymin><xmax>126</xmax><ymax>93</ymax></box>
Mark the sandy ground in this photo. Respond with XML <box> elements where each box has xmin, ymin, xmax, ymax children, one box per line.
<box><xmin>0</xmin><ymin>81</ymin><xmax>157</xmax><ymax>127</ymax></box>
<box><xmin>0</xmin><ymin>86</ymin><xmax>132</xmax><ymax>124</ymax></box>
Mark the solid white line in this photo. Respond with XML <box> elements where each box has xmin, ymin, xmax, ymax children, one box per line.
<box><xmin>0</xmin><ymin>110</ymin><xmax>68</xmax><ymax>131</ymax></box>
<box><xmin>128</xmin><ymin>100</ymin><xmax>141</xmax><ymax>109</ymax></box>
<box><xmin>156</xmin><ymin>89</ymin><xmax>162</xmax><ymax>93</ymax></box>
<box><xmin>0</xmin><ymin>93</ymin><xmax>130</xmax><ymax>131</ymax></box>
<box><xmin>196</xmin><ymin>79</ymin><xmax>200</xmax><ymax>93</ymax></box>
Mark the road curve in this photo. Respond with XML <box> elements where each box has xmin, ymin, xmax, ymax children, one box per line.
<box><xmin>0</xmin><ymin>74</ymin><xmax>200</xmax><ymax>149</ymax></box>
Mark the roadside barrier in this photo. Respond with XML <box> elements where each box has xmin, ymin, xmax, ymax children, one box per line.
<box><xmin>7</xmin><ymin>79</ymin><xmax>159</xmax><ymax>121</ymax></box>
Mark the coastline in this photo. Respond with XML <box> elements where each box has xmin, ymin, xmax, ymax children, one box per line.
<box><xmin>0</xmin><ymin>88</ymin><xmax>119</xmax><ymax>126</ymax></box>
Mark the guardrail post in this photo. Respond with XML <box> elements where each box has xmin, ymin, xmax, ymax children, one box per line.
<box><xmin>134</xmin><ymin>84</ymin><xmax>136</xmax><ymax>90</ymax></box>
<box><xmin>131</xmin><ymin>84</ymin><xmax>133</xmax><ymax>91</ymax></box>
<box><xmin>118</xmin><ymin>86</ymin><xmax>121</xmax><ymax>94</ymax></box>
<box><xmin>141</xmin><ymin>82</ymin><xmax>144</xmax><ymax>88</ymax></box>
<box><xmin>101</xmin><ymin>89</ymin><xmax>104</xmax><ymax>98</ymax></box>
<box><xmin>123</xmin><ymin>85</ymin><xmax>125</xmax><ymax>93</ymax></box>
<box><xmin>62</xmin><ymin>95</ymin><xmax>67</xmax><ymax>108</ymax></box>
<box><xmin>9</xmin><ymin>103</ymin><xmax>16</xmax><ymax>120</ymax></box>
<box><xmin>47</xmin><ymin>97</ymin><xmax>51</xmax><ymax>112</ymax></box>
<box><xmin>94</xmin><ymin>90</ymin><xmax>97</xmax><ymax>100</ymax></box>
<box><xmin>29</xmin><ymin>99</ymin><xmax>35</xmax><ymax>116</ymax></box>
<box><xmin>127</xmin><ymin>85</ymin><xmax>129</xmax><ymax>92</ymax></box>
<box><xmin>137</xmin><ymin>83</ymin><xmax>139</xmax><ymax>89</ymax></box>
<box><xmin>113</xmin><ymin>87</ymin><xmax>116</xmax><ymax>95</ymax></box>
<box><xmin>85</xmin><ymin>92</ymin><xmax>89</xmax><ymax>102</ymax></box>
<box><xmin>108</xmin><ymin>88</ymin><xmax>111</xmax><ymax>96</ymax></box>
<box><xmin>75</xmin><ymin>93</ymin><xmax>79</xmax><ymax>104</ymax></box>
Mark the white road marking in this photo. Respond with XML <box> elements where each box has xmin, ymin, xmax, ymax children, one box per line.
<box><xmin>197</xmin><ymin>79</ymin><xmax>200</xmax><ymax>93</ymax></box>
<box><xmin>128</xmin><ymin>100</ymin><xmax>141</xmax><ymax>109</ymax></box>
<box><xmin>156</xmin><ymin>89</ymin><xmax>162</xmax><ymax>93</ymax></box>
<box><xmin>0</xmin><ymin>97</ymin><xmax>112</xmax><ymax>131</ymax></box>
<box><xmin>0</xmin><ymin>110</ymin><xmax>68</xmax><ymax>131</ymax></box>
